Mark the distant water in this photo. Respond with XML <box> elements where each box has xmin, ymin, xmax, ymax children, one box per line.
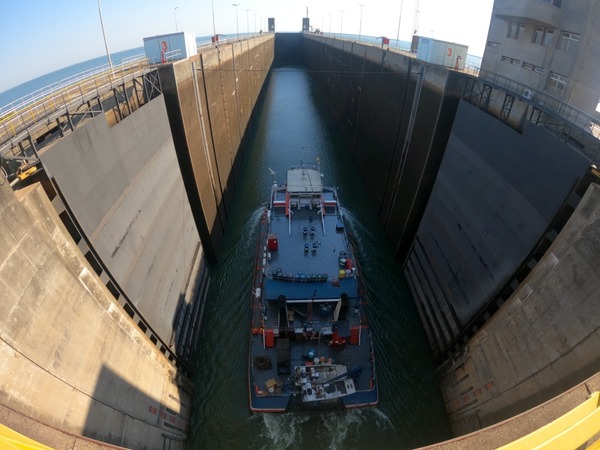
<box><xmin>188</xmin><ymin>66</ymin><xmax>451</xmax><ymax>449</ymax></box>
<box><xmin>0</xmin><ymin>33</ymin><xmax>481</xmax><ymax>111</ymax></box>
<box><xmin>0</xmin><ymin>35</ymin><xmax>221</xmax><ymax>110</ymax></box>
<box><xmin>0</xmin><ymin>47</ymin><xmax>141</xmax><ymax>109</ymax></box>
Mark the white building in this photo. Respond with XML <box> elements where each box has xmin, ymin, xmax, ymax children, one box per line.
<box><xmin>481</xmin><ymin>0</ymin><xmax>600</xmax><ymax>118</ymax></box>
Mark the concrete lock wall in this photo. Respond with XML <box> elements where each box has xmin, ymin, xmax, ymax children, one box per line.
<box><xmin>159</xmin><ymin>34</ymin><xmax>274</xmax><ymax>263</ymax></box>
<box><xmin>0</xmin><ymin>34</ymin><xmax>273</xmax><ymax>448</ymax></box>
<box><xmin>302</xmin><ymin>33</ymin><xmax>465</xmax><ymax>264</ymax></box>
<box><xmin>405</xmin><ymin>99</ymin><xmax>591</xmax><ymax>359</ymax></box>
<box><xmin>299</xmin><ymin>33</ymin><xmax>600</xmax><ymax>442</ymax></box>
<box><xmin>0</xmin><ymin>181</ymin><xmax>190</xmax><ymax>448</ymax></box>
<box><xmin>37</xmin><ymin>96</ymin><xmax>202</xmax><ymax>357</ymax></box>
<box><xmin>434</xmin><ymin>181</ymin><xmax>600</xmax><ymax>440</ymax></box>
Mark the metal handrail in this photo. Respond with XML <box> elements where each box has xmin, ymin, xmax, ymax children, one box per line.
<box><xmin>0</xmin><ymin>58</ymin><xmax>151</xmax><ymax>149</ymax></box>
<box><xmin>0</xmin><ymin>55</ymin><xmax>147</xmax><ymax>118</ymax></box>
<box><xmin>476</xmin><ymin>68</ymin><xmax>600</xmax><ymax>139</ymax></box>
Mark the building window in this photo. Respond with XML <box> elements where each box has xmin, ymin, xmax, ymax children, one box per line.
<box><xmin>533</xmin><ymin>27</ymin><xmax>544</xmax><ymax>44</ymax></box>
<box><xmin>541</xmin><ymin>0</ymin><xmax>562</xmax><ymax>7</ymax></box>
<box><xmin>543</xmin><ymin>29</ymin><xmax>554</xmax><ymax>46</ymax></box>
<box><xmin>522</xmin><ymin>62</ymin><xmax>544</xmax><ymax>73</ymax></box>
<box><xmin>501</xmin><ymin>55</ymin><xmax>521</xmax><ymax>65</ymax></box>
<box><xmin>487</xmin><ymin>41</ymin><xmax>500</xmax><ymax>48</ymax></box>
<box><xmin>546</xmin><ymin>72</ymin><xmax>567</xmax><ymax>95</ymax></box>
<box><xmin>558</xmin><ymin>31</ymin><xmax>580</xmax><ymax>52</ymax></box>
<box><xmin>533</xmin><ymin>27</ymin><xmax>554</xmax><ymax>46</ymax></box>
<box><xmin>507</xmin><ymin>22</ymin><xmax>525</xmax><ymax>40</ymax></box>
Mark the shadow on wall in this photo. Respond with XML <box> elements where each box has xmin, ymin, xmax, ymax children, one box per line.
<box><xmin>84</xmin><ymin>365</ymin><xmax>188</xmax><ymax>449</ymax></box>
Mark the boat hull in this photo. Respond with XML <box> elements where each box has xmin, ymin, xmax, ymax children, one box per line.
<box><xmin>248</xmin><ymin>165</ymin><xmax>378</xmax><ymax>412</ymax></box>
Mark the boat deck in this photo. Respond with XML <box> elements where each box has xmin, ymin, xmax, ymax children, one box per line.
<box><xmin>249</xmin><ymin>178</ymin><xmax>377</xmax><ymax>412</ymax></box>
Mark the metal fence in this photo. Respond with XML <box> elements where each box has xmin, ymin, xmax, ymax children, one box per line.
<box><xmin>476</xmin><ymin>68</ymin><xmax>600</xmax><ymax>140</ymax></box>
<box><xmin>0</xmin><ymin>57</ymin><xmax>151</xmax><ymax>149</ymax></box>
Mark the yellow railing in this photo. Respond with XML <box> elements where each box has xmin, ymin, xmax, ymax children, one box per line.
<box><xmin>0</xmin><ymin>423</ymin><xmax>53</xmax><ymax>449</ymax></box>
<box><xmin>498</xmin><ymin>392</ymin><xmax>600</xmax><ymax>449</ymax></box>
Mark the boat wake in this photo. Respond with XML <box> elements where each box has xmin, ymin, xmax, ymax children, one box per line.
<box><xmin>251</xmin><ymin>412</ymin><xmax>311</xmax><ymax>449</ymax></box>
<box><xmin>249</xmin><ymin>408</ymin><xmax>396</xmax><ymax>450</ymax></box>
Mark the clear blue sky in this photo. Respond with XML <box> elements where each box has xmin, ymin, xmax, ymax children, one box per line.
<box><xmin>0</xmin><ymin>0</ymin><xmax>493</xmax><ymax>93</ymax></box>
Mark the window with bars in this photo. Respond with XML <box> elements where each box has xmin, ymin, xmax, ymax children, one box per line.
<box><xmin>558</xmin><ymin>31</ymin><xmax>580</xmax><ymax>52</ymax></box>
<box><xmin>546</xmin><ymin>72</ymin><xmax>567</xmax><ymax>95</ymax></box>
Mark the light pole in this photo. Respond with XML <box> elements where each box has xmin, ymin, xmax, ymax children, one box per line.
<box><xmin>358</xmin><ymin>4</ymin><xmax>365</xmax><ymax>41</ymax></box>
<box><xmin>254</xmin><ymin>13</ymin><xmax>257</xmax><ymax>33</ymax></box>
<box><xmin>97</xmin><ymin>0</ymin><xmax>113</xmax><ymax>74</ymax></box>
<box><xmin>245</xmin><ymin>9</ymin><xmax>250</xmax><ymax>34</ymax></box>
<box><xmin>211</xmin><ymin>0</ymin><xmax>217</xmax><ymax>38</ymax></box>
<box><xmin>232</xmin><ymin>4</ymin><xmax>240</xmax><ymax>39</ymax></box>
<box><xmin>329</xmin><ymin>14</ymin><xmax>332</xmax><ymax>33</ymax></box>
<box><xmin>396</xmin><ymin>0</ymin><xmax>404</xmax><ymax>49</ymax></box>
<box><xmin>340</xmin><ymin>10</ymin><xmax>344</xmax><ymax>36</ymax></box>
<box><xmin>174</xmin><ymin>6</ymin><xmax>179</xmax><ymax>32</ymax></box>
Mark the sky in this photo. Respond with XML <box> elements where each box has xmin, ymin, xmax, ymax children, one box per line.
<box><xmin>0</xmin><ymin>0</ymin><xmax>493</xmax><ymax>93</ymax></box>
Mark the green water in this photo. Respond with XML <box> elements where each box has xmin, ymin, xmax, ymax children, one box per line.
<box><xmin>188</xmin><ymin>66</ymin><xmax>451</xmax><ymax>450</ymax></box>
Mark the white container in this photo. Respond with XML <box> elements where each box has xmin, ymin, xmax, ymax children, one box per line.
<box><xmin>412</xmin><ymin>36</ymin><xmax>468</xmax><ymax>70</ymax></box>
<box><xmin>143</xmin><ymin>31</ymin><xmax>197</xmax><ymax>64</ymax></box>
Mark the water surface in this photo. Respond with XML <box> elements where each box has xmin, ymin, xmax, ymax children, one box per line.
<box><xmin>189</xmin><ymin>66</ymin><xmax>451</xmax><ymax>449</ymax></box>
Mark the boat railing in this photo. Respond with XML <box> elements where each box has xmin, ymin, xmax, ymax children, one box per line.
<box><xmin>288</xmin><ymin>204</ymin><xmax>292</xmax><ymax>236</ymax></box>
<box><xmin>319</xmin><ymin>197</ymin><xmax>327</xmax><ymax>235</ymax></box>
<box><xmin>289</xmin><ymin>163</ymin><xmax>320</xmax><ymax>171</ymax></box>
<box><xmin>271</xmin><ymin>271</ymin><xmax>329</xmax><ymax>283</ymax></box>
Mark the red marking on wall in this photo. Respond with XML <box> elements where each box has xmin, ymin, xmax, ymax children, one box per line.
<box><xmin>448</xmin><ymin>380</ymin><xmax>495</xmax><ymax>412</ymax></box>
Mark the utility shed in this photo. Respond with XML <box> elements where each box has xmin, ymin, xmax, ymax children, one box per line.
<box><xmin>143</xmin><ymin>31</ymin><xmax>197</xmax><ymax>64</ymax></box>
<box><xmin>411</xmin><ymin>36</ymin><xmax>468</xmax><ymax>70</ymax></box>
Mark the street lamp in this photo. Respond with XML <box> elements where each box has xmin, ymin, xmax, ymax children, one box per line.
<box><xmin>340</xmin><ymin>10</ymin><xmax>344</xmax><ymax>35</ymax></box>
<box><xmin>254</xmin><ymin>13</ymin><xmax>257</xmax><ymax>33</ymax></box>
<box><xmin>232</xmin><ymin>4</ymin><xmax>240</xmax><ymax>39</ymax></box>
<box><xmin>245</xmin><ymin>9</ymin><xmax>250</xmax><ymax>34</ymax></box>
<box><xmin>174</xmin><ymin>6</ymin><xmax>179</xmax><ymax>32</ymax></box>
<box><xmin>396</xmin><ymin>0</ymin><xmax>404</xmax><ymax>49</ymax></box>
<box><xmin>358</xmin><ymin>4</ymin><xmax>365</xmax><ymax>41</ymax></box>
<box><xmin>211</xmin><ymin>0</ymin><xmax>217</xmax><ymax>38</ymax></box>
<box><xmin>97</xmin><ymin>0</ymin><xmax>113</xmax><ymax>74</ymax></box>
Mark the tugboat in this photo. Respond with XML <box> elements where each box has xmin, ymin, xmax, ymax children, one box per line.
<box><xmin>248</xmin><ymin>160</ymin><xmax>378</xmax><ymax>412</ymax></box>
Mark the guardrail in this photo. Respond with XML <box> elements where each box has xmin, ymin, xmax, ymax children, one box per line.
<box><xmin>0</xmin><ymin>54</ymin><xmax>147</xmax><ymax>119</ymax></box>
<box><xmin>0</xmin><ymin>57</ymin><xmax>151</xmax><ymax>149</ymax></box>
<box><xmin>476</xmin><ymin>68</ymin><xmax>600</xmax><ymax>140</ymax></box>
<box><xmin>498</xmin><ymin>391</ymin><xmax>600</xmax><ymax>449</ymax></box>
